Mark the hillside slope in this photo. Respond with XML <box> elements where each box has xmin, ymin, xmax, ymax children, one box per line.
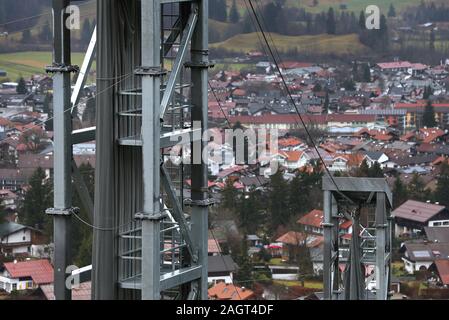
<box><xmin>211</xmin><ymin>32</ymin><xmax>369</xmax><ymax>56</ymax></box>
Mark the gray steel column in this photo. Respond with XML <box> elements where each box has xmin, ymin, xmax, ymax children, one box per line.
<box><xmin>375</xmin><ymin>192</ymin><xmax>387</xmax><ymax>300</ymax></box>
<box><xmin>323</xmin><ymin>190</ymin><xmax>333</xmax><ymax>300</ymax></box>
<box><xmin>190</xmin><ymin>0</ymin><xmax>209</xmax><ymax>300</ymax></box>
<box><xmin>51</xmin><ymin>0</ymin><xmax>73</xmax><ymax>301</ymax></box>
<box><xmin>139</xmin><ymin>0</ymin><xmax>163</xmax><ymax>300</ymax></box>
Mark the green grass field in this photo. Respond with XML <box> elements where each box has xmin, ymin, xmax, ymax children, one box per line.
<box><xmin>285</xmin><ymin>0</ymin><xmax>440</xmax><ymax>13</ymax></box>
<box><xmin>225</xmin><ymin>0</ymin><xmax>435</xmax><ymax>14</ymax></box>
<box><xmin>211</xmin><ymin>32</ymin><xmax>369</xmax><ymax>55</ymax></box>
<box><xmin>0</xmin><ymin>51</ymin><xmax>95</xmax><ymax>81</ymax></box>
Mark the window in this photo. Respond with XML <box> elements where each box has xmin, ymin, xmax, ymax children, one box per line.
<box><xmin>12</xmin><ymin>283</ymin><xmax>17</xmax><ymax>291</ymax></box>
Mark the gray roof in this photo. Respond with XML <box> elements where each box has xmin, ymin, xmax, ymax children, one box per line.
<box><xmin>393</xmin><ymin>200</ymin><xmax>446</xmax><ymax>223</ymax></box>
<box><xmin>239</xmin><ymin>176</ymin><xmax>269</xmax><ymax>188</ymax></box>
<box><xmin>364</xmin><ymin>151</ymin><xmax>385</xmax><ymax>161</ymax></box>
<box><xmin>424</xmin><ymin>227</ymin><xmax>449</xmax><ymax>243</ymax></box>
<box><xmin>0</xmin><ymin>222</ymin><xmax>26</xmax><ymax>238</ymax></box>
<box><xmin>404</xmin><ymin>241</ymin><xmax>449</xmax><ymax>261</ymax></box>
<box><xmin>392</xmin><ymin>154</ymin><xmax>438</xmax><ymax>167</ymax></box>
<box><xmin>208</xmin><ymin>255</ymin><xmax>238</xmax><ymax>273</ymax></box>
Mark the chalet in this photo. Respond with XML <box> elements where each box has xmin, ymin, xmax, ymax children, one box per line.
<box><xmin>0</xmin><ymin>259</ymin><xmax>53</xmax><ymax>293</ymax></box>
<box><xmin>392</xmin><ymin>200</ymin><xmax>449</xmax><ymax>237</ymax></box>
<box><xmin>281</xmin><ymin>151</ymin><xmax>309</xmax><ymax>170</ymax></box>
<box><xmin>327</xmin><ymin>153</ymin><xmax>366</xmax><ymax>172</ymax></box>
<box><xmin>0</xmin><ymin>168</ymin><xmax>27</xmax><ymax>191</ymax></box>
<box><xmin>0</xmin><ymin>222</ymin><xmax>48</xmax><ymax>257</ymax></box>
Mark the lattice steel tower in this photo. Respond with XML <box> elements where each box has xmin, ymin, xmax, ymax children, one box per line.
<box><xmin>47</xmin><ymin>0</ymin><xmax>210</xmax><ymax>300</ymax></box>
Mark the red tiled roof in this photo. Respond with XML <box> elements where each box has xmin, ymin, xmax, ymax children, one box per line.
<box><xmin>4</xmin><ymin>259</ymin><xmax>53</xmax><ymax>285</ymax></box>
<box><xmin>208</xmin><ymin>282</ymin><xmax>254</xmax><ymax>300</ymax></box>
<box><xmin>400</xmin><ymin>131</ymin><xmax>416</xmax><ymax>141</ymax></box>
<box><xmin>432</xmin><ymin>156</ymin><xmax>449</xmax><ymax>166</ymax></box>
<box><xmin>340</xmin><ymin>219</ymin><xmax>353</xmax><ymax>230</ymax></box>
<box><xmin>297</xmin><ymin>209</ymin><xmax>323</xmax><ymax>228</ymax></box>
<box><xmin>229</xmin><ymin>114</ymin><xmax>376</xmax><ymax>125</ymax></box>
<box><xmin>208</xmin><ymin>238</ymin><xmax>222</xmax><ymax>254</ymax></box>
<box><xmin>392</xmin><ymin>200</ymin><xmax>446</xmax><ymax>223</ymax></box>
<box><xmin>284</xmin><ymin>151</ymin><xmax>304</xmax><ymax>163</ymax></box>
<box><xmin>435</xmin><ymin>260</ymin><xmax>449</xmax><ymax>285</ymax></box>
<box><xmin>278</xmin><ymin>137</ymin><xmax>303</xmax><ymax>148</ymax></box>
<box><xmin>40</xmin><ymin>282</ymin><xmax>91</xmax><ymax>300</ymax></box>
<box><xmin>276</xmin><ymin>231</ymin><xmax>307</xmax><ymax>245</ymax></box>
<box><xmin>377</xmin><ymin>61</ymin><xmax>412</xmax><ymax>69</ymax></box>
<box><xmin>395</xmin><ymin>102</ymin><xmax>449</xmax><ymax>109</ymax></box>
<box><xmin>279</xmin><ymin>62</ymin><xmax>313</xmax><ymax>69</ymax></box>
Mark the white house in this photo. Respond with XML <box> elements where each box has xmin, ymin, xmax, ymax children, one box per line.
<box><xmin>0</xmin><ymin>222</ymin><xmax>48</xmax><ymax>257</ymax></box>
<box><xmin>208</xmin><ymin>255</ymin><xmax>238</xmax><ymax>285</ymax></box>
<box><xmin>0</xmin><ymin>259</ymin><xmax>53</xmax><ymax>293</ymax></box>
<box><xmin>401</xmin><ymin>242</ymin><xmax>449</xmax><ymax>274</ymax></box>
<box><xmin>364</xmin><ymin>151</ymin><xmax>389</xmax><ymax>168</ymax></box>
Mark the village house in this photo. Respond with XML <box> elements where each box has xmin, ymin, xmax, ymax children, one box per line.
<box><xmin>0</xmin><ymin>222</ymin><xmax>49</xmax><ymax>258</ymax></box>
<box><xmin>400</xmin><ymin>241</ymin><xmax>449</xmax><ymax>274</ymax></box>
<box><xmin>208</xmin><ymin>255</ymin><xmax>238</xmax><ymax>285</ymax></box>
<box><xmin>0</xmin><ymin>259</ymin><xmax>53</xmax><ymax>293</ymax></box>
<box><xmin>392</xmin><ymin>200</ymin><xmax>449</xmax><ymax>237</ymax></box>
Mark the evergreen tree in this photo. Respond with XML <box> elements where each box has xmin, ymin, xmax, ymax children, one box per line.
<box><xmin>234</xmin><ymin>238</ymin><xmax>254</xmax><ymax>287</ymax></box>
<box><xmin>359</xmin><ymin>10</ymin><xmax>366</xmax><ymax>30</ymax></box>
<box><xmin>237</xmin><ymin>191</ymin><xmax>262</xmax><ymax>234</ymax></box>
<box><xmin>363</xmin><ymin>64</ymin><xmax>371</xmax><ymax>82</ymax></box>
<box><xmin>20</xmin><ymin>168</ymin><xmax>53</xmax><ymax>232</ymax></box>
<box><xmin>82</xmin><ymin>95</ymin><xmax>96</xmax><ymax>126</ymax></box>
<box><xmin>423</xmin><ymin>86</ymin><xmax>432</xmax><ymax>99</ymax></box>
<box><xmin>81</xmin><ymin>19</ymin><xmax>92</xmax><ymax>45</ymax></box>
<box><xmin>323</xmin><ymin>91</ymin><xmax>330</xmax><ymax>114</ymax></box>
<box><xmin>43</xmin><ymin>94</ymin><xmax>53</xmax><ymax>131</ymax></box>
<box><xmin>313</xmin><ymin>83</ymin><xmax>322</xmax><ymax>92</ymax></box>
<box><xmin>21</xmin><ymin>29</ymin><xmax>31</xmax><ymax>43</ymax></box>
<box><xmin>357</xmin><ymin>159</ymin><xmax>370</xmax><ymax>177</ymax></box>
<box><xmin>393</xmin><ymin>176</ymin><xmax>408</xmax><ymax>208</ymax></box>
<box><xmin>368</xmin><ymin>162</ymin><xmax>383</xmax><ymax>177</ymax></box>
<box><xmin>408</xmin><ymin>173</ymin><xmax>427</xmax><ymax>202</ymax></box>
<box><xmin>269</xmin><ymin>170</ymin><xmax>289</xmax><ymax>230</ymax></box>
<box><xmin>388</xmin><ymin>4</ymin><xmax>396</xmax><ymax>18</ymax></box>
<box><xmin>16</xmin><ymin>77</ymin><xmax>27</xmax><ymax>94</ymax></box>
<box><xmin>423</xmin><ymin>100</ymin><xmax>436</xmax><ymax>128</ymax></box>
<box><xmin>434</xmin><ymin>162</ymin><xmax>449</xmax><ymax>207</ymax></box>
<box><xmin>39</xmin><ymin>24</ymin><xmax>51</xmax><ymax>42</ymax></box>
<box><xmin>222</xmin><ymin>178</ymin><xmax>238</xmax><ymax>211</ymax></box>
<box><xmin>430</xmin><ymin>28</ymin><xmax>435</xmax><ymax>52</ymax></box>
<box><xmin>229</xmin><ymin>0</ymin><xmax>240</xmax><ymax>23</ymax></box>
<box><xmin>326</xmin><ymin>7</ymin><xmax>336</xmax><ymax>35</ymax></box>
<box><xmin>72</xmin><ymin>163</ymin><xmax>95</xmax><ymax>266</ymax></box>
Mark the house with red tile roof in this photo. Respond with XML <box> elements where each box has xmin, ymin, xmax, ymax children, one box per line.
<box><xmin>297</xmin><ymin>209</ymin><xmax>353</xmax><ymax>237</ymax></box>
<box><xmin>0</xmin><ymin>259</ymin><xmax>53</xmax><ymax>293</ymax></box>
<box><xmin>434</xmin><ymin>260</ymin><xmax>449</xmax><ymax>286</ymax></box>
<box><xmin>326</xmin><ymin>153</ymin><xmax>367</xmax><ymax>172</ymax></box>
<box><xmin>208</xmin><ymin>281</ymin><xmax>255</xmax><ymax>300</ymax></box>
